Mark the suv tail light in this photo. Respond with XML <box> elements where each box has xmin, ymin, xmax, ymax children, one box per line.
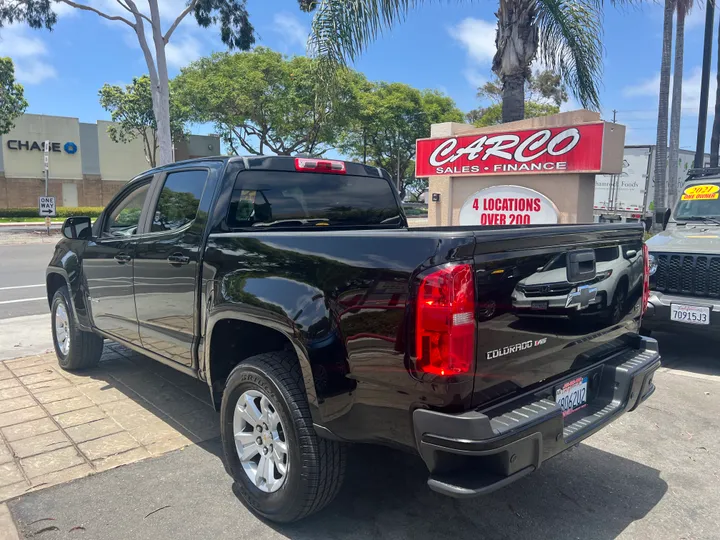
<box><xmin>295</xmin><ymin>158</ymin><xmax>346</xmax><ymax>174</ymax></box>
<box><xmin>642</xmin><ymin>244</ymin><xmax>650</xmax><ymax>315</ymax></box>
<box><xmin>415</xmin><ymin>264</ymin><xmax>476</xmax><ymax>376</ymax></box>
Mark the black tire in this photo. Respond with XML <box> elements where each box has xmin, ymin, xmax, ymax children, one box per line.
<box><xmin>607</xmin><ymin>281</ymin><xmax>628</xmax><ymax>325</ymax></box>
<box><xmin>220</xmin><ymin>351</ymin><xmax>346</xmax><ymax>523</ymax></box>
<box><xmin>51</xmin><ymin>286</ymin><xmax>104</xmax><ymax>370</ymax></box>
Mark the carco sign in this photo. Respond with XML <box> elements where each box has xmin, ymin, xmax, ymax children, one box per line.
<box><xmin>415</xmin><ymin>124</ymin><xmax>605</xmax><ymax>177</ymax></box>
<box><xmin>459</xmin><ymin>185</ymin><xmax>559</xmax><ymax>226</ymax></box>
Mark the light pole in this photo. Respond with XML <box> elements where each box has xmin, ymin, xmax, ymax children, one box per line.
<box><xmin>695</xmin><ymin>0</ymin><xmax>715</xmax><ymax>168</ymax></box>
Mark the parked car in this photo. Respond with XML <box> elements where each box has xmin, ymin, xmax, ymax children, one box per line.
<box><xmin>644</xmin><ymin>170</ymin><xmax>720</xmax><ymax>333</ymax></box>
<box><xmin>46</xmin><ymin>156</ymin><xmax>660</xmax><ymax>522</ymax></box>
<box><xmin>512</xmin><ymin>244</ymin><xmax>644</xmax><ymax>323</ymax></box>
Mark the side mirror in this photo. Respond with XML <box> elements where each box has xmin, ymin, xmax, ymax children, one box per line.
<box><xmin>62</xmin><ymin>216</ymin><xmax>92</xmax><ymax>240</ymax></box>
<box><xmin>654</xmin><ymin>208</ymin><xmax>672</xmax><ymax>231</ymax></box>
<box><xmin>625</xmin><ymin>249</ymin><xmax>638</xmax><ymax>259</ymax></box>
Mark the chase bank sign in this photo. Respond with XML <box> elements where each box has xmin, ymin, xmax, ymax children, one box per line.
<box><xmin>6</xmin><ymin>140</ymin><xmax>78</xmax><ymax>155</ymax></box>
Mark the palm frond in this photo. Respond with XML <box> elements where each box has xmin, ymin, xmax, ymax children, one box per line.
<box><xmin>535</xmin><ymin>0</ymin><xmax>603</xmax><ymax>111</ymax></box>
<box><xmin>308</xmin><ymin>0</ymin><xmax>424</xmax><ymax>67</ymax></box>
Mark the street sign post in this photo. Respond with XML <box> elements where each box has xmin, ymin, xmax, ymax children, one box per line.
<box><xmin>43</xmin><ymin>140</ymin><xmax>50</xmax><ymax>235</ymax></box>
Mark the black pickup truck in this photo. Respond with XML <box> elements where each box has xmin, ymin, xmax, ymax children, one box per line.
<box><xmin>46</xmin><ymin>156</ymin><xmax>661</xmax><ymax>522</ymax></box>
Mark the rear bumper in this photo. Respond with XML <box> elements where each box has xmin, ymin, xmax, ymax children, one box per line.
<box><xmin>642</xmin><ymin>291</ymin><xmax>720</xmax><ymax>332</ymax></box>
<box><xmin>412</xmin><ymin>337</ymin><xmax>661</xmax><ymax>498</ymax></box>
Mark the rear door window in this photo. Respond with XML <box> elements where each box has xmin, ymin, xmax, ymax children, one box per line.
<box><xmin>228</xmin><ymin>171</ymin><xmax>401</xmax><ymax>228</ymax></box>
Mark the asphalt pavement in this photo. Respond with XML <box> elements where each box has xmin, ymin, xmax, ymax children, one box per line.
<box><xmin>0</xmin><ymin>243</ymin><xmax>55</xmax><ymax>320</ymax></box>
<box><xmin>3</xmin><ymin>330</ymin><xmax>720</xmax><ymax>540</ymax></box>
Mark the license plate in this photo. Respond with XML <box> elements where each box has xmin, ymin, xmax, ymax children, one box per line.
<box><xmin>555</xmin><ymin>376</ymin><xmax>588</xmax><ymax>417</ymax></box>
<box><xmin>531</xmin><ymin>300</ymin><xmax>549</xmax><ymax>310</ymax></box>
<box><xmin>670</xmin><ymin>304</ymin><xmax>710</xmax><ymax>325</ymax></box>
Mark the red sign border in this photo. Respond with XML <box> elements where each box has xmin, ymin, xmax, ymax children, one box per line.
<box><xmin>415</xmin><ymin>122</ymin><xmax>607</xmax><ymax>178</ymax></box>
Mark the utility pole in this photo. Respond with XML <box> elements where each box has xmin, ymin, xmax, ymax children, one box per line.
<box><xmin>696</xmin><ymin>0</ymin><xmax>715</xmax><ymax>168</ymax></box>
<box><xmin>612</xmin><ymin>109</ymin><xmax>617</xmax><ymax>123</ymax></box>
<box><xmin>396</xmin><ymin>130</ymin><xmax>401</xmax><ymax>194</ymax></box>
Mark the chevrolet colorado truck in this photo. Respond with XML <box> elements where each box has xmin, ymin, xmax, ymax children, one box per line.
<box><xmin>644</xmin><ymin>170</ymin><xmax>720</xmax><ymax>332</ymax></box>
<box><xmin>46</xmin><ymin>156</ymin><xmax>660</xmax><ymax>522</ymax></box>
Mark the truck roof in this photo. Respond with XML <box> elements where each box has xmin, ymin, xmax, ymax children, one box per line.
<box><xmin>133</xmin><ymin>155</ymin><xmax>392</xmax><ymax>181</ymax></box>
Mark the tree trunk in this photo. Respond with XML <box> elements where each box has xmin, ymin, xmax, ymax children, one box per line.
<box><xmin>148</xmin><ymin>0</ymin><xmax>174</xmax><ymax>166</ymax></box>
<box><xmin>493</xmin><ymin>0</ymin><xmax>538</xmax><ymax>123</ymax></box>
<box><xmin>652</xmin><ymin>0</ymin><xmax>674</xmax><ymax>231</ymax></box>
<box><xmin>668</xmin><ymin>7</ymin><xmax>685</xmax><ymax>209</ymax></box>
<box><xmin>502</xmin><ymin>73</ymin><xmax>526</xmax><ymax>122</ymax></box>
<box><xmin>711</xmin><ymin>11</ymin><xmax>720</xmax><ymax>167</ymax></box>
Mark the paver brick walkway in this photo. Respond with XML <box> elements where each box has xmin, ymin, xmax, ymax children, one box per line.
<box><xmin>0</xmin><ymin>343</ymin><xmax>219</xmax><ymax>502</ymax></box>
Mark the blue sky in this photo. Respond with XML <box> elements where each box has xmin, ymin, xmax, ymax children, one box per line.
<box><xmin>1</xmin><ymin>0</ymin><xmax>717</xmax><ymax>152</ymax></box>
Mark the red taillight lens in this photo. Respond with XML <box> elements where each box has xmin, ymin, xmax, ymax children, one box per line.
<box><xmin>415</xmin><ymin>264</ymin><xmax>476</xmax><ymax>376</ymax></box>
<box><xmin>294</xmin><ymin>158</ymin><xmax>346</xmax><ymax>174</ymax></box>
<box><xmin>642</xmin><ymin>244</ymin><xmax>650</xmax><ymax>316</ymax></box>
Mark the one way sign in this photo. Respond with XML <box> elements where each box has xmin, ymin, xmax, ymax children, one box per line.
<box><xmin>39</xmin><ymin>196</ymin><xmax>56</xmax><ymax>217</ymax></box>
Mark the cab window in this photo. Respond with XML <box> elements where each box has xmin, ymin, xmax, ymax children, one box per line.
<box><xmin>103</xmin><ymin>182</ymin><xmax>150</xmax><ymax>238</ymax></box>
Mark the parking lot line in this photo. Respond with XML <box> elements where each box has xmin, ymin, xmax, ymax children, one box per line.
<box><xmin>0</xmin><ymin>285</ymin><xmax>44</xmax><ymax>292</ymax></box>
<box><xmin>0</xmin><ymin>298</ymin><xmax>46</xmax><ymax>305</ymax></box>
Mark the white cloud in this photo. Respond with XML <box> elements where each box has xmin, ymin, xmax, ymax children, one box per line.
<box><xmin>560</xmin><ymin>97</ymin><xmax>582</xmax><ymax>113</ymax></box>
<box><xmin>0</xmin><ymin>25</ymin><xmax>57</xmax><ymax>84</ymax></box>
<box><xmin>165</xmin><ymin>35</ymin><xmax>202</xmax><ymax>68</ymax></box>
<box><xmin>449</xmin><ymin>18</ymin><xmax>496</xmax><ymax>65</ymax></box>
<box><xmin>272</xmin><ymin>12</ymin><xmax>309</xmax><ymax>51</ymax></box>
<box><xmin>623</xmin><ymin>67</ymin><xmax>717</xmax><ymax>116</ymax></box>
<box><xmin>448</xmin><ymin>17</ymin><xmax>496</xmax><ymax>89</ymax></box>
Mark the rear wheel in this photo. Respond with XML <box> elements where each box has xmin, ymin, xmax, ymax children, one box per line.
<box><xmin>220</xmin><ymin>351</ymin><xmax>346</xmax><ymax>523</ymax></box>
<box><xmin>51</xmin><ymin>286</ymin><xmax>104</xmax><ymax>370</ymax></box>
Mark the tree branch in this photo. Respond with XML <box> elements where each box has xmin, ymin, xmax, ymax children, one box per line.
<box><xmin>114</xmin><ymin>0</ymin><xmax>152</xmax><ymax>24</ymax></box>
<box><xmin>57</xmin><ymin>0</ymin><xmax>134</xmax><ymax>26</ymax></box>
<box><xmin>164</xmin><ymin>0</ymin><xmax>199</xmax><ymax>43</ymax></box>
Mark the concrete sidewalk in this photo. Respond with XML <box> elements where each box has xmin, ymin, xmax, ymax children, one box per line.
<box><xmin>0</xmin><ymin>344</ymin><xmax>218</xmax><ymax>504</ymax></box>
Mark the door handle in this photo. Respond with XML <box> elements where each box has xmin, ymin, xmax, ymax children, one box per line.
<box><xmin>167</xmin><ymin>253</ymin><xmax>190</xmax><ymax>266</ymax></box>
<box><xmin>114</xmin><ymin>253</ymin><xmax>131</xmax><ymax>264</ymax></box>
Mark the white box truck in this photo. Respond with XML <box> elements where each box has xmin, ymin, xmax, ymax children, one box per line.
<box><xmin>594</xmin><ymin>145</ymin><xmax>710</xmax><ymax>223</ymax></box>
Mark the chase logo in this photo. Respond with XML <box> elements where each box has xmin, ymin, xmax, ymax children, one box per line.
<box><xmin>64</xmin><ymin>142</ymin><xmax>78</xmax><ymax>154</ymax></box>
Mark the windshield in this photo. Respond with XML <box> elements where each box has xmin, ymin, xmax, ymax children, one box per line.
<box><xmin>674</xmin><ymin>182</ymin><xmax>720</xmax><ymax>221</ymax></box>
<box><xmin>227</xmin><ymin>171</ymin><xmax>402</xmax><ymax>228</ymax></box>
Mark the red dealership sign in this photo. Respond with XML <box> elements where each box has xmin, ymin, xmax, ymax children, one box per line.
<box><xmin>415</xmin><ymin>123</ymin><xmax>605</xmax><ymax>177</ymax></box>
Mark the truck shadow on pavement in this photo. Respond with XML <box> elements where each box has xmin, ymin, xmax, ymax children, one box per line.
<box><xmin>652</xmin><ymin>331</ymin><xmax>720</xmax><ymax>379</ymax></box>
<box><xmin>260</xmin><ymin>443</ymin><xmax>667</xmax><ymax>540</ymax></box>
<box><xmin>5</xmin><ymin>343</ymin><xmax>670</xmax><ymax>540</ymax></box>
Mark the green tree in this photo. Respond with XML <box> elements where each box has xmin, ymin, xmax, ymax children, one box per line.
<box><xmin>3</xmin><ymin>0</ymin><xmax>256</xmax><ymax>166</ymax></box>
<box><xmin>466</xmin><ymin>70</ymin><xmax>566</xmax><ymax>127</ymax></box>
<box><xmin>173</xmin><ymin>48</ymin><xmax>358</xmax><ymax>156</ymax></box>
<box><xmin>99</xmin><ymin>76</ymin><xmax>186</xmax><ymax>168</ymax></box>
<box><xmin>305</xmin><ymin>0</ymin><xmax>608</xmax><ymax>123</ymax></box>
<box><xmin>0</xmin><ymin>58</ymin><xmax>28</xmax><ymax>136</ymax></box>
<box><xmin>338</xmin><ymin>83</ymin><xmax>463</xmax><ymax>198</ymax></box>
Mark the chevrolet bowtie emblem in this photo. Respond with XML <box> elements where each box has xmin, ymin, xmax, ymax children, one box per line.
<box><xmin>566</xmin><ymin>285</ymin><xmax>598</xmax><ymax>310</ymax></box>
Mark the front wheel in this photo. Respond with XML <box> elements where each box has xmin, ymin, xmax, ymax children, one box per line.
<box><xmin>220</xmin><ymin>351</ymin><xmax>346</xmax><ymax>523</ymax></box>
<box><xmin>51</xmin><ymin>286</ymin><xmax>104</xmax><ymax>370</ymax></box>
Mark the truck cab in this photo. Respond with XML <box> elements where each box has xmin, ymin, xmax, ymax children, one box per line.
<box><xmin>644</xmin><ymin>170</ymin><xmax>720</xmax><ymax>332</ymax></box>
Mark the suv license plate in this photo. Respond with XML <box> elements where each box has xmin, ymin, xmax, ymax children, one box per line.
<box><xmin>670</xmin><ymin>304</ymin><xmax>710</xmax><ymax>325</ymax></box>
<box><xmin>555</xmin><ymin>376</ymin><xmax>588</xmax><ymax>417</ymax></box>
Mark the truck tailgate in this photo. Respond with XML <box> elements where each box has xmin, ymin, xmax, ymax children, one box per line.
<box><xmin>470</xmin><ymin>224</ymin><xmax>646</xmax><ymax>408</ymax></box>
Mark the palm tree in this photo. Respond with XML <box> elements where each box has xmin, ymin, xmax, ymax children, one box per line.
<box><xmin>668</xmin><ymin>0</ymin><xmax>693</xmax><ymax>209</ymax></box>
<box><xmin>305</xmin><ymin>0</ymin><xmax>603</xmax><ymax>123</ymax></box>
<box><xmin>653</xmin><ymin>0</ymin><xmax>675</xmax><ymax>229</ymax></box>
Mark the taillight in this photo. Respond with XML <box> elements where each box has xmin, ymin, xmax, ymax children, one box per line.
<box><xmin>642</xmin><ymin>244</ymin><xmax>650</xmax><ymax>315</ymax></box>
<box><xmin>415</xmin><ymin>264</ymin><xmax>476</xmax><ymax>376</ymax></box>
<box><xmin>294</xmin><ymin>158</ymin><xmax>346</xmax><ymax>174</ymax></box>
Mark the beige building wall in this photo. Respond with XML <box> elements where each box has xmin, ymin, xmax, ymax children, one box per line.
<box><xmin>1</xmin><ymin>115</ymin><xmax>82</xmax><ymax>180</ymax></box>
<box><xmin>97</xmin><ymin>121</ymin><xmax>152</xmax><ymax>181</ymax></box>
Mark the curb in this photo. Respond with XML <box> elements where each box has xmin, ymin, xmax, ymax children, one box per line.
<box><xmin>0</xmin><ymin>504</ymin><xmax>20</xmax><ymax>540</ymax></box>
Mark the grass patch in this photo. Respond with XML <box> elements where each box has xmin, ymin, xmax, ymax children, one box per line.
<box><xmin>0</xmin><ymin>217</ymin><xmax>64</xmax><ymax>223</ymax></box>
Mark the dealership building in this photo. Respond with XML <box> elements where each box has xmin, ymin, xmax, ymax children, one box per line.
<box><xmin>0</xmin><ymin>114</ymin><xmax>220</xmax><ymax>209</ymax></box>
